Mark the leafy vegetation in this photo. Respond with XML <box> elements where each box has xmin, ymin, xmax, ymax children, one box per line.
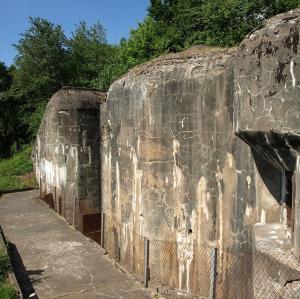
<box><xmin>120</xmin><ymin>0</ymin><xmax>300</xmax><ymax>66</ymax></box>
<box><xmin>0</xmin><ymin>283</ymin><xmax>18</xmax><ymax>299</ymax></box>
<box><xmin>0</xmin><ymin>249</ymin><xmax>11</xmax><ymax>282</ymax></box>
<box><xmin>0</xmin><ymin>249</ymin><xmax>17</xmax><ymax>299</ymax></box>
<box><xmin>0</xmin><ymin>146</ymin><xmax>36</xmax><ymax>191</ymax></box>
<box><xmin>0</xmin><ymin>0</ymin><xmax>300</xmax><ymax>176</ymax></box>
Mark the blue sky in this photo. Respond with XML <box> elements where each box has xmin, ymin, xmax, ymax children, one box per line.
<box><xmin>0</xmin><ymin>0</ymin><xmax>149</xmax><ymax>66</ymax></box>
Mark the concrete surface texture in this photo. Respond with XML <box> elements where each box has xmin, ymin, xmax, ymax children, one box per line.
<box><xmin>254</xmin><ymin>223</ymin><xmax>292</xmax><ymax>250</ymax></box>
<box><xmin>33</xmin><ymin>87</ymin><xmax>106</xmax><ymax>239</ymax></box>
<box><xmin>0</xmin><ymin>191</ymin><xmax>153</xmax><ymax>299</ymax></box>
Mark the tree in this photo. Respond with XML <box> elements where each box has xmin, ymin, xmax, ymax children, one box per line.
<box><xmin>11</xmin><ymin>17</ymin><xmax>70</xmax><ymax>138</ymax></box>
<box><xmin>146</xmin><ymin>0</ymin><xmax>300</xmax><ymax>51</ymax></box>
<box><xmin>117</xmin><ymin>16</ymin><xmax>181</xmax><ymax>72</ymax></box>
<box><xmin>180</xmin><ymin>0</ymin><xmax>300</xmax><ymax>47</ymax></box>
<box><xmin>0</xmin><ymin>62</ymin><xmax>12</xmax><ymax>91</ymax></box>
<box><xmin>68</xmin><ymin>21</ymin><xmax>116</xmax><ymax>89</ymax></box>
<box><xmin>2</xmin><ymin>2</ymin><xmax>300</xmax><ymax>158</ymax></box>
<box><xmin>0</xmin><ymin>63</ymin><xmax>19</xmax><ymax>158</ymax></box>
<box><xmin>13</xmin><ymin>17</ymin><xmax>69</xmax><ymax>99</ymax></box>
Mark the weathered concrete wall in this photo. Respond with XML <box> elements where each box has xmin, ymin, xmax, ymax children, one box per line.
<box><xmin>101</xmin><ymin>46</ymin><xmax>257</xmax><ymax>295</ymax></box>
<box><xmin>33</xmin><ymin>87</ymin><xmax>106</xmax><ymax>240</ymax></box>
<box><xmin>236</xmin><ymin>9</ymin><xmax>300</xmax><ymax>248</ymax></box>
<box><xmin>237</xmin><ymin>9</ymin><xmax>300</xmax><ymax>132</ymax></box>
<box><xmin>101</xmin><ymin>9</ymin><xmax>300</xmax><ymax>296</ymax></box>
<box><xmin>101</xmin><ymin>46</ymin><xmax>256</xmax><ymax>247</ymax></box>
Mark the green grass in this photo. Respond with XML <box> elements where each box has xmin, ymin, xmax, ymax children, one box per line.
<box><xmin>0</xmin><ymin>249</ymin><xmax>11</xmax><ymax>282</ymax></box>
<box><xmin>0</xmin><ymin>146</ymin><xmax>37</xmax><ymax>191</ymax></box>
<box><xmin>0</xmin><ymin>283</ymin><xmax>18</xmax><ymax>299</ymax></box>
<box><xmin>0</xmin><ymin>249</ymin><xmax>17</xmax><ymax>299</ymax></box>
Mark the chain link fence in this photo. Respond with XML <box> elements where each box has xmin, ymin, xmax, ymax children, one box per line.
<box><xmin>100</xmin><ymin>212</ymin><xmax>300</xmax><ymax>299</ymax></box>
<box><xmin>101</xmin><ymin>214</ymin><xmax>145</xmax><ymax>282</ymax></box>
<box><xmin>253</xmin><ymin>246</ymin><xmax>300</xmax><ymax>299</ymax></box>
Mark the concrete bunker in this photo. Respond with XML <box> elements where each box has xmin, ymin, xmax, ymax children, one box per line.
<box><xmin>32</xmin><ymin>8</ymin><xmax>300</xmax><ymax>299</ymax></box>
<box><xmin>33</xmin><ymin>86</ymin><xmax>106</xmax><ymax>243</ymax></box>
<box><xmin>100</xmin><ymin>45</ymin><xmax>258</xmax><ymax>297</ymax></box>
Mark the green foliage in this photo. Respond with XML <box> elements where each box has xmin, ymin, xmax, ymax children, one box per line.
<box><xmin>0</xmin><ymin>177</ymin><xmax>21</xmax><ymax>191</ymax></box>
<box><xmin>0</xmin><ymin>146</ymin><xmax>36</xmax><ymax>191</ymax></box>
<box><xmin>0</xmin><ymin>283</ymin><xmax>18</xmax><ymax>299</ymax></box>
<box><xmin>0</xmin><ymin>248</ymin><xmax>17</xmax><ymax>299</ymax></box>
<box><xmin>0</xmin><ymin>146</ymin><xmax>33</xmax><ymax>177</ymax></box>
<box><xmin>0</xmin><ymin>247</ymin><xmax>17</xmax><ymax>299</ymax></box>
<box><xmin>26</xmin><ymin>101</ymin><xmax>48</xmax><ymax>137</ymax></box>
<box><xmin>0</xmin><ymin>63</ymin><xmax>12</xmax><ymax>91</ymax></box>
<box><xmin>0</xmin><ymin>17</ymin><xmax>119</xmax><ymax>157</ymax></box>
<box><xmin>67</xmin><ymin>21</ymin><xmax>113</xmax><ymax>89</ymax></box>
<box><xmin>13</xmin><ymin>17</ymin><xmax>69</xmax><ymax>100</ymax></box>
<box><xmin>182</xmin><ymin>0</ymin><xmax>300</xmax><ymax>47</ymax></box>
<box><xmin>0</xmin><ymin>64</ymin><xmax>20</xmax><ymax>159</ymax></box>
<box><xmin>135</xmin><ymin>0</ymin><xmax>298</xmax><ymax>64</ymax></box>
<box><xmin>120</xmin><ymin>17</ymin><xmax>180</xmax><ymax>65</ymax></box>
<box><xmin>10</xmin><ymin>17</ymin><xmax>70</xmax><ymax>143</ymax></box>
<box><xmin>0</xmin><ymin>249</ymin><xmax>11</xmax><ymax>282</ymax></box>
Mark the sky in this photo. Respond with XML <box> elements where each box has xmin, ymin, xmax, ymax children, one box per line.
<box><xmin>0</xmin><ymin>0</ymin><xmax>149</xmax><ymax>66</ymax></box>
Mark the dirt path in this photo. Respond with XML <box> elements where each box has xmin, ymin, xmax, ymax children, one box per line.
<box><xmin>0</xmin><ymin>191</ymin><xmax>153</xmax><ymax>299</ymax></box>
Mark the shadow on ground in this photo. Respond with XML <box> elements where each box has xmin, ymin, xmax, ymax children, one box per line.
<box><xmin>8</xmin><ymin>242</ymin><xmax>40</xmax><ymax>299</ymax></box>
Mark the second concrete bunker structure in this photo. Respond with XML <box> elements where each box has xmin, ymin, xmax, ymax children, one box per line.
<box><xmin>33</xmin><ymin>87</ymin><xmax>106</xmax><ymax>242</ymax></box>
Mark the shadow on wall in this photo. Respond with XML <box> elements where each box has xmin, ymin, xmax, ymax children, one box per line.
<box><xmin>237</xmin><ymin>130</ymin><xmax>299</xmax><ymax>206</ymax></box>
<box><xmin>252</xmin><ymin>150</ymin><xmax>283</xmax><ymax>204</ymax></box>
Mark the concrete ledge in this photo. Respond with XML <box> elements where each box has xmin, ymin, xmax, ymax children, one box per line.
<box><xmin>0</xmin><ymin>187</ymin><xmax>36</xmax><ymax>197</ymax></box>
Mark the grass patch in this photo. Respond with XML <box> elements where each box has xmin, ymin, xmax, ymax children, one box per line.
<box><xmin>0</xmin><ymin>146</ymin><xmax>37</xmax><ymax>191</ymax></box>
<box><xmin>0</xmin><ymin>249</ymin><xmax>17</xmax><ymax>299</ymax></box>
<box><xmin>0</xmin><ymin>283</ymin><xmax>18</xmax><ymax>299</ymax></box>
<box><xmin>0</xmin><ymin>249</ymin><xmax>11</xmax><ymax>282</ymax></box>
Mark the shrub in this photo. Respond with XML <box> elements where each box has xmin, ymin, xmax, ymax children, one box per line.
<box><xmin>0</xmin><ymin>249</ymin><xmax>11</xmax><ymax>282</ymax></box>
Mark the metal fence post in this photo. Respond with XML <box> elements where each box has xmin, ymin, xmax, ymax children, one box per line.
<box><xmin>144</xmin><ymin>237</ymin><xmax>150</xmax><ymax>288</ymax></box>
<box><xmin>39</xmin><ymin>176</ymin><xmax>42</xmax><ymax>198</ymax></box>
<box><xmin>117</xmin><ymin>225</ymin><xmax>121</xmax><ymax>262</ymax></box>
<box><xmin>73</xmin><ymin>197</ymin><xmax>76</xmax><ymax>227</ymax></box>
<box><xmin>101</xmin><ymin>212</ymin><xmax>105</xmax><ymax>248</ymax></box>
<box><xmin>209</xmin><ymin>246</ymin><xmax>217</xmax><ymax>299</ymax></box>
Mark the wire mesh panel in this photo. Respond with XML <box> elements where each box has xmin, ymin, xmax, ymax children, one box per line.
<box><xmin>149</xmin><ymin>240</ymin><xmax>215</xmax><ymax>298</ymax></box>
<box><xmin>253</xmin><ymin>247</ymin><xmax>300</xmax><ymax>299</ymax></box>
<box><xmin>149</xmin><ymin>239</ymin><xmax>179</xmax><ymax>289</ymax></box>
<box><xmin>149</xmin><ymin>240</ymin><xmax>214</xmax><ymax>298</ymax></box>
<box><xmin>119</xmin><ymin>224</ymin><xmax>134</xmax><ymax>272</ymax></box>
<box><xmin>189</xmin><ymin>242</ymin><xmax>215</xmax><ymax>297</ymax></box>
<box><xmin>216</xmin><ymin>247</ymin><xmax>300</xmax><ymax>299</ymax></box>
<box><xmin>101</xmin><ymin>213</ymin><xmax>300</xmax><ymax>299</ymax></box>
<box><xmin>216</xmin><ymin>248</ymin><xmax>254</xmax><ymax>299</ymax></box>
<box><xmin>119</xmin><ymin>225</ymin><xmax>145</xmax><ymax>282</ymax></box>
<box><xmin>103</xmin><ymin>215</ymin><xmax>145</xmax><ymax>282</ymax></box>
<box><xmin>103</xmin><ymin>214</ymin><xmax>121</xmax><ymax>260</ymax></box>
